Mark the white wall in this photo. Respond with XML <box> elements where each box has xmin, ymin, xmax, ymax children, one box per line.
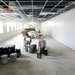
<box><xmin>35</xmin><ymin>23</ymin><xmax>42</xmax><ymax>31</ymax></box>
<box><xmin>42</xmin><ymin>8</ymin><xmax>75</xmax><ymax>50</ymax></box>
<box><xmin>0</xmin><ymin>18</ymin><xmax>23</xmax><ymax>43</ymax></box>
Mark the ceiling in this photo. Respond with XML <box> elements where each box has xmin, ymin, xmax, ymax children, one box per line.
<box><xmin>0</xmin><ymin>0</ymin><xmax>75</xmax><ymax>22</ymax></box>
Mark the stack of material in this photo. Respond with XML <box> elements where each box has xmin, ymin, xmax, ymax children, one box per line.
<box><xmin>0</xmin><ymin>45</ymin><xmax>15</xmax><ymax>57</ymax></box>
<box><xmin>0</xmin><ymin>45</ymin><xmax>21</xmax><ymax>58</ymax></box>
<box><xmin>21</xmin><ymin>28</ymin><xmax>35</xmax><ymax>37</ymax></box>
<box><xmin>28</xmin><ymin>31</ymin><xmax>39</xmax><ymax>39</ymax></box>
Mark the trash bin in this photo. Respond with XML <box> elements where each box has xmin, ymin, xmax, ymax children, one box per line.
<box><xmin>31</xmin><ymin>44</ymin><xmax>36</xmax><ymax>53</ymax></box>
<box><xmin>1</xmin><ymin>54</ymin><xmax>8</xmax><ymax>64</ymax></box>
<box><xmin>37</xmin><ymin>53</ymin><xmax>42</xmax><ymax>59</ymax></box>
<box><xmin>37</xmin><ymin>47</ymin><xmax>42</xmax><ymax>59</ymax></box>
<box><xmin>16</xmin><ymin>49</ymin><xmax>21</xmax><ymax>58</ymax></box>
<box><xmin>10</xmin><ymin>53</ymin><xmax>17</xmax><ymax>62</ymax></box>
<box><xmin>44</xmin><ymin>47</ymin><xmax>48</xmax><ymax>56</ymax></box>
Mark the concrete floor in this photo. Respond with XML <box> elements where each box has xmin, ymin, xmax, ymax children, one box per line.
<box><xmin>0</xmin><ymin>34</ymin><xmax>75</xmax><ymax>75</ymax></box>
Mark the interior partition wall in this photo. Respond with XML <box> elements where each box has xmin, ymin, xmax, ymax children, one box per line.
<box><xmin>0</xmin><ymin>18</ymin><xmax>23</xmax><ymax>43</ymax></box>
<box><xmin>42</xmin><ymin>8</ymin><xmax>75</xmax><ymax>51</ymax></box>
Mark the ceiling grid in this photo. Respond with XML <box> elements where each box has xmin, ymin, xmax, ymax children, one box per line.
<box><xmin>0</xmin><ymin>0</ymin><xmax>75</xmax><ymax>22</ymax></box>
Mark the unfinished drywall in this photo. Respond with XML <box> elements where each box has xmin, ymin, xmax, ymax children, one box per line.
<box><xmin>35</xmin><ymin>23</ymin><xmax>42</xmax><ymax>31</ymax></box>
<box><xmin>0</xmin><ymin>18</ymin><xmax>23</xmax><ymax>43</ymax></box>
<box><xmin>42</xmin><ymin>8</ymin><xmax>75</xmax><ymax>50</ymax></box>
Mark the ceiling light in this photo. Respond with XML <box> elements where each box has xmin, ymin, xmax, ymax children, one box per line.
<box><xmin>30</xmin><ymin>21</ymin><xmax>35</xmax><ymax>25</ymax></box>
<box><xmin>40</xmin><ymin>12</ymin><xmax>56</xmax><ymax>15</ymax></box>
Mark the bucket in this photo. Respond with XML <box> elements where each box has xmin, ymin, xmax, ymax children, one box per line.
<box><xmin>44</xmin><ymin>47</ymin><xmax>48</xmax><ymax>56</ymax></box>
<box><xmin>10</xmin><ymin>53</ymin><xmax>17</xmax><ymax>62</ymax></box>
<box><xmin>1</xmin><ymin>54</ymin><xmax>8</xmax><ymax>64</ymax></box>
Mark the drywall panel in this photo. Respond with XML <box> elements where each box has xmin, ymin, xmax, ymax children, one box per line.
<box><xmin>42</xmin><ymin>21</ymin><xmax>53</xmax><ymax>36</ymax></box>
<box><xmin>42</xmin><ymin>8</ymin><xmax>75</xmax><ymax>50</ymax></box>
<box><xmin>0</xmin><ymin>30</ymin><xmax>21</xmax><ymax>43</ymax></box>
<box><xmin>0</xmin><ymin>18</ymin><xmax>23</xmax><ymax>43</ymax></box>
<box><xmin>35</xmin><ymin>23</ymin><xmax>42</xmax><ymax>31</ymax></box>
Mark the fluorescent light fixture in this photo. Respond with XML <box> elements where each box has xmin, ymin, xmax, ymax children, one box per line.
<box><xmin>40</xmin><ymin>12</ymin><xmax>56</xmax><ymax>15</ymax></box>
<box><xmin>26</xmin><ymin>15</ymin><xmax>33</xmax><ymax>17</ymax></box>
<box><xmin>37</xmin><ymin>18</ymin><xmax>43</xmax><ymax>20</ymax></box>
<box><xmin>30</xmin><ymin>21</ymin><xmax>35</xmax><ymax>25</ymax></box>
<box><xmin>31</xmin><ymin>22</ymin><xmax>35</xmax><ymax>25</ymax></box>
<box><xmin>37</xmin><ymin>18</ymin><xmax>47</xmax><ymax>20</ymax></box>
<box><xmin>0</xmin><ymin>12</ymin><xmax>18</xmax><ymax>15</ymax></box>
<box><xmin>19</xmin><ymin>5</ymin><xmax>42</xmax><ymax>9</ymax></box>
